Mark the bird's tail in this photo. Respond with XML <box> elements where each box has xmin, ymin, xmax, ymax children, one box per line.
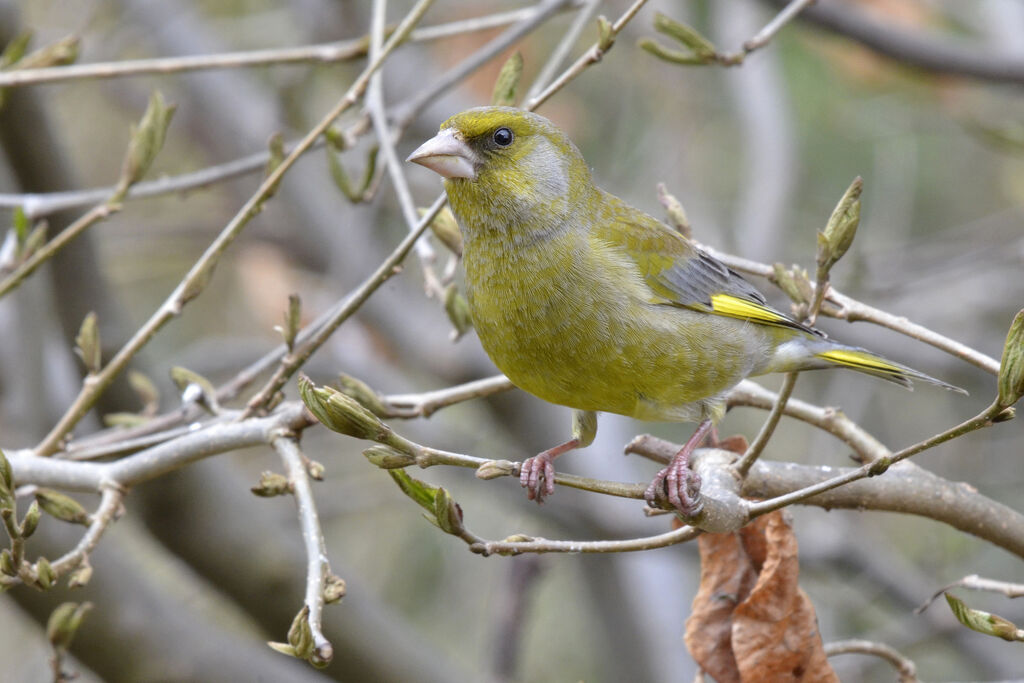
<box><xmin>812</xmin><ymin>345</ymin><xmax>966</xmax><ymax>394</ymax></box>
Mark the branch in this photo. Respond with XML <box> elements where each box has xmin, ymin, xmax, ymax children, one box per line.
<box><xmin>0</xmin><ymin>5</ymin><xmax>578</xmax><ymax>89</ymax></box>
<box><xmin>379</xmin><ymin>374</ymin><xmax>515</xmax><ymax>418</ymax></box>
<box><xmin>761</xmin><ymin>0</ymin><xmax>1024</xmax><ymax>85</ymax></box>
<box><xmin>523</xmin><ymin>0</ymin><xmax>652</xmax><ymax>111</ymax></box>
<box><xmin>9</xmin><ymin>403</ymin><xmax>312</xmax><ymax>491</ymax></box>
<box><xmin>272</xmin><ymin>436</ymin><xmax>334</xmax><ymax>667</ymax></box>
<box><xmin>824</xmin><ymin>639</ymin><xmax>918</xmax><ymax>683</ymax></box>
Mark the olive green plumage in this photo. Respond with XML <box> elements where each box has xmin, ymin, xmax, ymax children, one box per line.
<box><xmin>410</xmin><ymin>106</ymin><xmax>958</xmax><ymax>429</ymax></box>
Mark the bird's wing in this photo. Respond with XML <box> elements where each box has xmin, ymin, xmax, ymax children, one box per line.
<box><xmin>596</xmin><ymin>200</ymin><xmax>818</xmax><ymax>335</ymax></box>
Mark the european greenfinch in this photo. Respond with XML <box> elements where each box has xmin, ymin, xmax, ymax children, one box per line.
<box><xmin>407</xmin><ymin>106</ymin><xmax>961</xmax><ymax>516</ymax></box>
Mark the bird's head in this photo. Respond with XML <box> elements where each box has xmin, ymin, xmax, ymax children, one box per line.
<box><xmin>407</xmin><ymin>107</ymin><xmax>593</xmax><ymax>237</ymax></box>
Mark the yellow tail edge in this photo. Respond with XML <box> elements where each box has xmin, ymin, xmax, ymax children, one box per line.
<box><xmin>815</xmin><ymin>348</ymin><xmax>967</xmax><ymax>394</ymax></box>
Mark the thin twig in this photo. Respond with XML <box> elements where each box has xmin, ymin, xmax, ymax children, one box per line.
<box><xmin>0</xmin><ymin>203</ymin><xmax>118</xmax><ymax>298</ymax></box>
<box><xmin>381</xmin><ymin>374</ymin><xmax>515</xmax><ymax>417</ymax></box>
<box><xmin>916</xmin><ymin>574</ymin><xmax>1024</xmax><ymax>614</ymax></box>
<box><xmin>524</xmin><ymin>0</ymin><xmax>652</xmax><ymax>111</ymax></box>
<box><xmin>733</xmin><ymin>372</ymin><xmax>798</xmax><ymax>476</ymax></box>
<box><xmin>743</xmin><ymin>0</ymin><xmax>817</xmax><ymax>54</ymax></box>
<box><xmin>470</xmin><ymin>524</ymin><xmax>700</xmax><ymax>556</ymax></box>
<box><xmin>0</xmin><ymin>5</ymin><xmax>576</xmax><ymax>89</ymax></box>
<box><xmin>824</xmin><ymin>639</ymin><xmax>918</xmax><ymax>683</ymax></box>
<box><xmin>524</xmin><ymin>0</ymin><xmax>601</xmax><ymax>102</ymax></box>
<box><xmin>367</xmin><ymin>1</ymin><xmax>442</xmax><ymax>297</ymax></box>
<box><xmin>0</xmin><ymin>485</ymin><xmax>123</xmax><ymax>588</ymax></box>
<box><xmin>243</xmin><ymin>192</ymin><xmax>447</xmax><ymax>415</ymax></box>
<box><xmin>746</xmin><ymin>400</ymin><xmax>1005</xmax><ymax>517</ymax></box>
<box><xmin>394</xmin><ymin>0</ymin><xmax>574</xmax><ymax>129</ymax></box>
<box><xmin>727</xmin><ymin>380</ymin><xmax>890</xmax><ymax>463</ymax></box>
<box><xmin>759</xmin><ymin>0</ymin><xmax>1024</xmax><ymax>85</ymax></box>
<box><xmin>34</xmin><ymin>0</ymin><xmax>435</xmax><ymax>456</ymax></box>
<box><xmin>273</xmin><ymin>435</ymin><xmax>334</xmax><ymax>667</ymax></box>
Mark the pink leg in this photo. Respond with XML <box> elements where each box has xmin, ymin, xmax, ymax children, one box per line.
<box><xmin>644</xmin><ymin>419</ymin><xmax>713</xmax><ymax>517</ymax></box>
<box><xmin>520</xmin><ymin>438</ymin><xmax>580</xmax><ymax>504</ymax></box>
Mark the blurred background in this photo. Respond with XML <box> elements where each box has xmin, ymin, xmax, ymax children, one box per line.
<box><xmin>0</xmin><ymin>1</ymin><xmax>1022</xmax><ymax>680</ymax></box>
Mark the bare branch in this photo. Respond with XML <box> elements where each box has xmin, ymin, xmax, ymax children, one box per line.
<box><xmin>824</xmin><ymin>639</ymin><xmax>918</xmax><ymax>683</ymax></box>
<box><xmin>273</xmin><ymin>436</ymin><xmax>334</xmax><ymax>667</ymax></box>
<box><xmin>761</xmin><ymin>0</ymin><xmax>1024</xmax><ymax>85</ymax></box>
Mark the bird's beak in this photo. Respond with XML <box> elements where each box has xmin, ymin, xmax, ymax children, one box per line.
<box><xmin>406</xmin><ymin>128</ymin><xmax>477</xmax><ymax>179</ymax></box>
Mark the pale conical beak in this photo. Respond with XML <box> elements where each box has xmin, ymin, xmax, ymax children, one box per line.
<box><xmin>406</xmin><ymin>128</ymin><xmax>477</xmax><ymax>179</ymax></box>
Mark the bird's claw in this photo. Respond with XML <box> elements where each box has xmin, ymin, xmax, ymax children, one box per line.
<box><xmin>644</xmin><ymin>460</ymin><xmax>703</xmax><ymax>518</ymax></box>
<box><xmin>520</xmin><ymin>454</ymin><xmax>555</xmax><ymax>504</ymax></box>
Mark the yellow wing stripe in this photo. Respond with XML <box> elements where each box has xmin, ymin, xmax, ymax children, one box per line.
<box><xmin>816</xmin><ymin>349</ymin><xmax>901</xmax><ymax>372</ymax></box>
<box><xmin>709</xmin><ymin>293</ymin><xmax>790</xmax><ymax>326</ymax></box>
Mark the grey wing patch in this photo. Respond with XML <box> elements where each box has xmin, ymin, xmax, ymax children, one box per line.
<box><xmin>657</xmin><ymin>249</ymin><xmax>768</xmax><ymax>308</ymax></box>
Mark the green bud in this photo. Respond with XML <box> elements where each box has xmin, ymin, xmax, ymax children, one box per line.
<box><xmin>35</xmin><ymin>557</ymin><xmax>55</xmax><ymax>589</ymax></box>
<box><xmin>639</xmin><ymin>13</ymin><xmax>717</xmax><ymax>66</ymax></box>
<box><xmin>444</xmin><ymin>285</ymin><xmax>473</xmax><ymax>340</ymax></box>
<box><xmin>18</xmin><ymin>35</ymin><xmax>79</xmax><ymax>70</ymax></box>
<box><xmin>656</xmin><ymin>183</ymin><xmax>691</xmax><ymax>238</ymax></box>
<box><xmin>68</xmin><ymin>560</ymin><xmax>93</xmax><ymax>589</ymax></box>
<box><xmin>998</xmin><ymin>310</ymin><xmax>1024</xmax><ymax>408</ymax></box>
<box><xmin>327</xmin><ymin>140</ymin><xmax>377</xmax><ymax>203</ymax></box>
<box><xmin>46</xmin><ymin>602</ymin><xmax>92</xmax><ymax>651</ymax></box>
<box><xmin>503</xmin><ymin>534</ymin><xmax>534</xmax><ymax>543</ymax></box>
<box><xmin>264</xmin><ymin>131</ymin><xmax>286</xmax><ymax>198</ymax></box>
<box><xmin>74</xmin><ymin>312</ymin><xmax>101</xmax><ymax>374</ymax></box>
<box><xmin>420</xmin><ymin>205</ymin><xmax>463</xmax><ymax>256</ymax></box>
<box><xmin>287</xmin><ymin>605</ymin><xmax>314</xmax><ymax>660</ymax></box>
<box><xmin>20</xmin><ymin>500</ymin><xmax>40</xmax><ymax>538</ymax></box>
<box><xmin>0</xmin><ymin>31</ymin><xmax>31</xmax><ymax>69</ymax></box>
<box><xmin>251</xmin><ymin>471</ymin><xmax>292</xmax><ymax>497</ymax></box>
<box><xmin>35</xmin><ymin>488</ymin><xmax>90</xmax><ymax>526</ymax></box>
<box><xmin>491</xmin><ymin>51</ymin><xmax>523</xmax><ymax>107</ymax></box>
<box><xmin>993</xmin><ymin>406</ymin><xmax>1016</xmax><ymax>423</ymax></box>
<box><xmin>128</xmin><ymin>370</ymin><xmax>160</xmax><ymax>415</ymax></box>
<box><xmin>21</xmin><ymin>222</ymin><xmax>48</xmax><ymax>260</ymax></box>
<box><xmin>115</xmin><ymin>91</ymin><xmax>176</xmax><ymax>199</ymax></box>
<box><xmin>475</xmin><ymin>459</ymin><xmax>516</xmax><ymax>480</ymax></box>
<box><xmin>336</xmin><ymin>372</ymin><xmax>388</xmax><ymax>416</ymax></box>
<box><xmin>299</xmin><ymin>375</ymin><xmax>390</xmax><ymax>442</ymax></box>
<box><xmin>432</xmin><ymin>487</ymin><xmax>464</xmax><ymax>535</ymax></box>
<box><xmin>279</xmin><ymin>294</ymin><xmax>302</xmax><ymax>351</ymax></box>
<box><xmin>12</xmin><ymin>207</ymin><xmax>28</xmax><ymax>244</ymax></box>
<box><xmin>817</xmin><ymin>177</ymin><xmax>862</xmax><ymax>274</ymax></box>
<box><xmin>323</xmin><ymin>573</ymin><xmax>346</xmax><ymax>604</ymax></box>
<box><xmin>169</xmin><ymin>365</ymin><xmax>219</xmax><ymax>413</ymax></box>
<box><xmin>0</xmin><ymin>549</ymin><xmax>16</xmax><ymax>576</ymax></box>
<box><xmin>0</xmin><ymin>447</ymin><xmax>12</xmax><ymax>491</ymax></box>
<box><xmin>388</xmin><ymin>469</ymin><xmax>437</xmax><ymax>511</ymax></box>
<box><xmin>773</xmin><ymin>263</ymin><xmax>814</xmax><ymax>306</ymax></box>
<box><xmin>946</xmin><ymin>593</ymin><xmax>1024</xmax><ymax>641</ymax></box>
<box><xmin>267</xmin><ymin>641</ymin><xmax>298</xmax><ymax>658</ymax></box>
<box><xmin>596</xmin><ymin>15</ymin><xmax>615</xmax><ymax>51</ymax></box>
<box><xmin>363</xmin><ymin>444</ymin><xmax>415</xmax><ymax>469</ymax></box>
<box><xmin>102</xmin><ymin>412</ymin><xmax>150</xmax><ymax>428</ymax></box>
<box><xmin>305</xmin><ymin>458</ymin><xmax>325</xmax><ymax>481</ymax></box>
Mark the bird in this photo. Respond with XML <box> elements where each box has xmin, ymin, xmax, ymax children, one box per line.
<box><xmin>407</xmin><ymin>106</ymin><xmax>962</xmax><ymax>516</ymax></box>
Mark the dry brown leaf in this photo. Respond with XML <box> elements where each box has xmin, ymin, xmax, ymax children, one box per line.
<box><xmin>685</xmin><ymin>511</ymin><xmax>837</xmax><ymax>682</ymax></box>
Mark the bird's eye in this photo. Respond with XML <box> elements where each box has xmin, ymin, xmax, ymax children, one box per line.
<box><xmin>492</xmin><ymin>127</ymin><xmax>513</xmax><ymax>147</ymax></box>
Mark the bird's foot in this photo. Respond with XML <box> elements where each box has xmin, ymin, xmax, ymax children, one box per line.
<box><xmin>643</xmin><ymin>418</ymin><xmax>713</xmax><ymax>517</ymax></box>
<box><xmin>644</xmin><ymin>456</ymin><xmax>703</xmax><ymax>517</ymax></box>
<box><xmin>520</xmin><ymin>438</ymin><xmax>579</xmax><ymax>504</ymax></box>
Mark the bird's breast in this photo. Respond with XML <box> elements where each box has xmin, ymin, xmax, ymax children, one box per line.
<box><xmin>462</xmin><ymin>228</ymin><xmax>756</xmax><ymax>420</ymax></box>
